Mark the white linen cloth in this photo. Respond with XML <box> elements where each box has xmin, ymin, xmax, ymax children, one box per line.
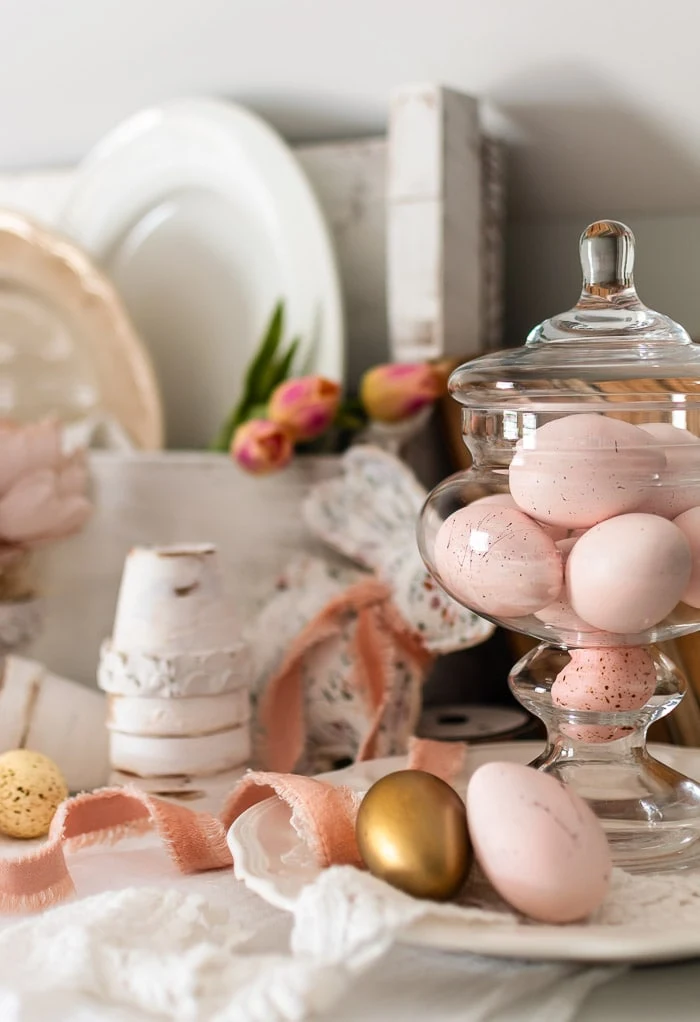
<box><xmin>0</xmin><ymin>836</ymin><xmax>623</xmax><ymax>1022</ymax></box>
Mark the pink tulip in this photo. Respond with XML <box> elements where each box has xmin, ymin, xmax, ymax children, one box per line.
<box><xmin>0</xmin><ymin>422</ymin><xmax>91</xmax><ymax>556</ymax></box>
<box><xmin>231</xmin><ymin>419</ymin><xmax>294</xmax><ymax>475</ymax></box>
<box><xmin>268</xmin><ymin>376</ymin><xmax>341</xmax><ymax>442</ymax></box>
<box><xmin>360</xmin><ymin>363</ymin><xmax>442</xmax><ymax>423</ymax></box>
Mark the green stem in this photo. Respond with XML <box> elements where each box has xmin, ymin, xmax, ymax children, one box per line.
<box><xmin>210</xmin><ymin>406</ymin><xmax>241</xmax><ymax>453</ymax></box>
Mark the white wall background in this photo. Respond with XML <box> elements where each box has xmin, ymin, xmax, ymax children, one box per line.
<box><xmin>3</xmin><ymin>0</ymin><xmax>700</xmax><ymax>341</ymax></box>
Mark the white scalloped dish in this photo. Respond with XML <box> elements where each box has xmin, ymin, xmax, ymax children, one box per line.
<box><xmin>229</xmin><ymin>741</ymin><xmax>700</xmax><ymax>964</ymax></box>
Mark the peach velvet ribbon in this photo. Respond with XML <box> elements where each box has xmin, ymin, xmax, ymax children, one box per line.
<box><xmin>257</xmin><ymin>578</ymin><xmax>434</xmax><ymax>771</ymax></box>
<box><xmin>0</xmin><ymin>737</ymin><xmax>466</xmax><ymax>914</ymax></box>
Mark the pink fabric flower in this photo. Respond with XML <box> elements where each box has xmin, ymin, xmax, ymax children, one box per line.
<box><xmin>268</xmin><ymin>376</ymin><xmax>341</xmax><ymax>442</ymax></box>
<box><xmin>0</xmin><ymin>421</ymin><xmax>91</xmax><ymax>556</ymax></box>
<box><xmin>360</xmin><ymin>363</ymin><xmax>442</xmax><ymax>423</ymax></box>
<box><xmin>231</xmin><ymin>419</ymin><xmax>294</xmax><ymax>475</ymax></box>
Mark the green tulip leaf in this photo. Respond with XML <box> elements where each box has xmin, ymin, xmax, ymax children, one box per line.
<box><xmin>244</xmin><ymin>300</ymin><xmax>285</xmax><ymax>404</ymax></box>
<box><xmin>268</xmin><ymin>336</ymin><xmax>300</xmax><ymax>392</ymax></box>
<box><xmin>210</xmin><ymin>299</ymin><xmax>295</xmax><ymax>451</ymax></box>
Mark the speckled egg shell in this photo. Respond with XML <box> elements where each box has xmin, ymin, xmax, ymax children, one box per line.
<box><xmin>467</xmin><ymin>761</ymin><xmax>612</xmax><ymax>923</ymax></box>
<box><xmin>551</xmin><ymin>648</ymin><xmax>657</xmax><ymax>742</ymax></box>
<box><xmin>637</xmin><ymin>423</ymin><xmax>700</xmax><ymax>518</ymax></box>
<box><xmin>434</xmin><ymin>505</ymin><xmax>563</xmax><ymax>618</ymax></box>
<box><xmin>0</xmin><ymin>749</ymin><xmax>68</xmax><ymax>839</ymax></box>
<box><xmin>469</xmin><ymin>493</ymin><xmax>518</xmax><ymax>509</ymax></box>
<box><xmin>470</xmin><ymin>493</ymin><xmax>568</xmax><ymax>541</ymax></box>
<box><xmin>509</xmin><ymin>414</ymin><xmax>665</xmax><ymax>529</ymax></box>
<box><xmin>534</xmin><ymin>537</ymin><xmax>600</xmax><ymax>633</ymax></box>
<box><xmin>673</xmin><ymin>506</ymin><xmax>700</xmax><ymax>607</ymax></box>
<box><xmin>566</xmin><ymin>513</ymin><xmax>691</xmax><ymax>634</ymax></box>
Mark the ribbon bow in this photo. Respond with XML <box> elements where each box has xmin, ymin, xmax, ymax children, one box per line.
<box><xmin>257</xmin><ymin>577</ymin><xmax>433</xmax><ymax>772</ymax></box>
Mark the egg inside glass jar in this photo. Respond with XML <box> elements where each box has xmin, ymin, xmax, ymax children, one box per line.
<box><xmin>506</xmin><ymin>414</ymin><xmax>698</xmax><ymax>639</ymax></box>
<box><xmin>433</xmin><ymin>504</ymin><xmax>563</xmax><ymax>619</ymax></box>
<box><xmin>638</xmin><ymin>422</ymin><xmax>700</xmax><ymax>518</ymax></box>
<box><xmin>425</xmin><ymin>414</ymin><xmax>700</xmax><ymax>643</ymax></box>
<box><xmin>508</xmin><ymin>414</ymin><xmax>666</xmax><ymax>530</ymax></box>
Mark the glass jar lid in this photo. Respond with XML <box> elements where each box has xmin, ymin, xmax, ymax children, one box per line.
<box><xmin>450</xmin><ymin>220</ymin><xmax>700</xmax><ymax>412</ymax></box>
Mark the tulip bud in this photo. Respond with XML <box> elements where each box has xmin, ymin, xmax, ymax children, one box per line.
<box><xmin>360</xmin><ymin>363</ymin><xmax>442</xmax><ymax>423</ymax></box>
<box><xmin>230</xmin><ymin>419</ymin><xmax>294</xmax><ymax>475</ymax></box>
<box><xmin>268</xmin><ymin>376</ymin><xmax>341</xmax><ymax>442</ymax></box>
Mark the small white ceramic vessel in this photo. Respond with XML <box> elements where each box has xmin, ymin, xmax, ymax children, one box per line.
<box><xmin>111</xmin><ymin>544</ymin><xmax>238</xmax><ymax>655</ymax></box>
<box><xmin>97</xmin><ymin>641</ymin><xmax>251</xmax><ymax>698</ymax></box>
<box><xmin>109</xmin><ymin>725</ymin><xmax>251</xmax><ymax>777</ymax></box>
<box><xmin>107</xmin><ymin>690</ymin><xmax>250</xmax><ymax>737</ymax></box>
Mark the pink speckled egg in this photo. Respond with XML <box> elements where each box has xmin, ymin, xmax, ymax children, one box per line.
<box><xmin>638</xmin><ymin>423</ymin><xmax>700</xmax><ymax>518</ymax></box>
<box><xmin>566</xmin><ymin>513</ymin><xmax>691</xmax><ymax>634</ymax></box>
<box><xmin>534</xmin><ymin>537</ymin><xmax>600</xmax><ymax>633</ymax></box>
<box><xmin>470</xmin><ymin>493</ymin><xmax>568</xmax><ymax>541</ymax></box>
<box><xmin>470</xmin><ymin>493</ymin><xmax>518</xmax><ymax>509</ymax></box>
<box><xmin>433</xmin><ymin>505</ymin><xmax>563</xmax><ymax>618</ymax></box>
<box><xmin>509</xmin><ymin>414</ymin><xmax>665</xmax><ymax>529</ymax></box>
<box><xmin>640</xmin><ymin>422</ymin><xmax>698</xmax><ymax>444</ymax></box>
<box><xmin>467</xmin><ymin>761</ymin><xmax>611</xmax><ymax>923</ymax></box>
<box><xmin>551</xmin><ymin>647</ymin><xmax>657</xmax><ymax>742</ymax></box>
<box><xmin>674</xmin><ymin>506</ymin><xmax>700</xmax><ymax>608</ymax></box>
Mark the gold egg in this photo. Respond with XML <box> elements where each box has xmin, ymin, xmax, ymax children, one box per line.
<box><xmin>356</xmin><ymin>769</ymin><xmax>472</xmax><ymax>901</ymax></box>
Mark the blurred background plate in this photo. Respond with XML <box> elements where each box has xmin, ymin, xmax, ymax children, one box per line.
<box><xmin>0</xmin><ymin>210</ymin><xmax>163</xmax><ymax>448</ymax></box>
<box><xmin>59</xmin><ymin>98</ymin><xmax>345</xmax><ymax>449</ymax></box>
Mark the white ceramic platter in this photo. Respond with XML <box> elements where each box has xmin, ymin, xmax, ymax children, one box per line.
<box><xmin>59</xmin><ymin>98</ymin><xmax>345</xmax><ymax>449</ymax></box>
<box><xmin>229</xmin><ymin>740</ymin><xmax>700</xmax><ymax>964</ymax></box>
<box><xmin>0</xmin><ymin>210</ymin><xmax>163</xmax><ymax>448</ymax></box>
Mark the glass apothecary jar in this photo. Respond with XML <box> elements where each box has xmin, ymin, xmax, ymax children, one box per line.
<box><xmin>418</xmin><ymin>220</ymin><xmax>700</xmax><ymax>872</ymax></box>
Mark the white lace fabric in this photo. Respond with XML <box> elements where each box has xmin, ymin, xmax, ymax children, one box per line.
<box><xmin>4</xmin><ymin>848</ymin><xmax>698</xmax><ymax>1022</ymax></box>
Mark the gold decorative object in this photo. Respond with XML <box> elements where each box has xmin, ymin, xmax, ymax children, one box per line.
<box><xmin>356</xmin><ymin>770</ymin><xmax>472</xmax><ymax>901</ymax></box>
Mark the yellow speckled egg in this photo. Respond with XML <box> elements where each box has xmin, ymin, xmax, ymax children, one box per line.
<box><xmin>0</xmin><ymin>750</ymin><xmax>68</xmax><ymax>839</ymax></box>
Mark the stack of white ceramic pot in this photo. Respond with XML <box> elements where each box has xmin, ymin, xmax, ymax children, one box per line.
<box><xmin>98</xmin><ymin>544</ymin><xmax>251</xmax><ymax>777</ymax></box>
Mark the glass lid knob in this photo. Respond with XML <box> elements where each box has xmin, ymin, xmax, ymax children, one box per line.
<box><xmin>580</xmin><ymin>220</ymin><xmax>635</xmax><ymax>296</ymax></box>
<box><xmin>448</xmin><ymin>214</ymin><xmax>700</xmax><ymax>403</ymax></box>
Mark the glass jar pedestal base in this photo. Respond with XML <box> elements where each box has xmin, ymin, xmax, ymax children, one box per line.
<box><xmin>510</xmin><ymin>643</ymin><xmax>700</xmax><ymax>873</ymax></box>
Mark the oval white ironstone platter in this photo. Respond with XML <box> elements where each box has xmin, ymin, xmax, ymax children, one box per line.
<box><xmin>229</xmin><ymin>740</ymin><xmax>700</xmax><ymax>964</ymax></box>
<box><xmin>59</xmin><ymin>98</ymin><xmax>345</xmax><ymax>449</ymax></box>
<box><xmin>0</xmin><ymin>210</ymin><xmax>163</xmax><ymax>448</ymax></box>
